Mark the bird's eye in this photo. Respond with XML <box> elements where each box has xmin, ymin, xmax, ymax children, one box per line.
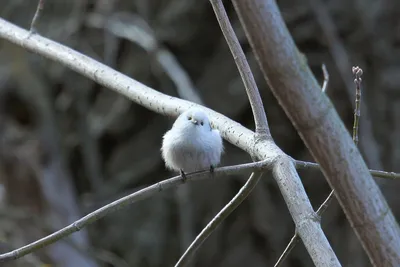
<box><xmin>187</xmin><ymin>116</ymin><xmax>192</xmax><ymax>120</ymax></box>
<box><xmin>200</xmin><ymin>121</ymin><xmax>204</xmax><ymax>126</ymax></box>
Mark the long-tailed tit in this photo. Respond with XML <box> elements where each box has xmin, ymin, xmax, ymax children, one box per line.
<box><xmin>161</xmin><ymin>108</ymin><xmax>223</xmax><ymax>179</ymax></box>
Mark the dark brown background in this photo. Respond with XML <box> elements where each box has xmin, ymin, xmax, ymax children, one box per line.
<box><xmin>0</xmin><ymin>0</ymin><xmax>399</xmax><ymax>266</ymax></box>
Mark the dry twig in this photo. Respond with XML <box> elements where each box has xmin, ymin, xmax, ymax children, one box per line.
<box><xmin>352</xmin><ymin>66</ymin><xmax>363</xmax><ymax>146</ymax></box>
<box><xmin>30</xmin><ymin>0</ymin><xmax>45</xmax><ymax>33</ymax></box>
<box><xmin>294</xmin><ymin>160</ymin><xmax>400</xmax><ymax>180</ymax></box>
<box><xmin>175</xmin><ymin>172</ymin><xmax>263</xmax><ymax>267</ymax></box>
<box><xmin>0</xmin><ymin>160</ymin><xmax>270</xmax><ymax>262</ymax></box>
<box><xmin>307</xmin><ymin>0</ymin><xmax>382</xmax><ymax>169</ymax></box>
<box><xmin>209</xmin><ymin>0</ymin><xmax>269</xmax><ymax>138</ymax></box>
<box><xmin>321</xmin><ymin>64</ymin><xmax>329</xmax><ymax>93</ymax></box>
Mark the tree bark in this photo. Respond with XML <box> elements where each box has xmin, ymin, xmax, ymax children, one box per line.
<box><xmin>232</xmin><ymin>0</ymin><xmax>400</xmax><ymax>266</ymax></box>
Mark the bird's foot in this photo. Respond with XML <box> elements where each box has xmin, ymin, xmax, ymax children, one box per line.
<box><xmin>180</xmin><ymin>169</ymin><xmax>187</xmax><ymax>183</ymax></box>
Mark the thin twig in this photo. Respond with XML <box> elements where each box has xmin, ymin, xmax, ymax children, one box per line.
<box><xmin>210</xmin><ymin>0</ymin><xmax>270</xmax><ymax>137</ymax></box>
<box><xmin>273</xmin><ymin>232</ymin><xmax>299</xmax><ymax>267</ymax></box>
<box><xmin>273</xmin><ymin>189</ymin><xmax>336</xmax><ymax>267</ymax></box>
<box><xmin>0</xmin><ymin>160</ymin><xmax>271</xmax><ymax>262</ymax></box>
<box><xmin>294</xmin><ymin>160</ymin><xmax>400</xmax><ymax>180</ymax></box>
<box><xmin>30</xmin><ymin>0</ymin><xmax>45</xmax><ymax>33</ymax></box>
<box><xmin>352</xmin><ymin>66</ymin><xmax>363</xmax><ymax>146</ymax></box>
<box><xmin>308</xmin><ymin>0</ymin><xmax>382</xmax><ymax>170</ymax></box>
<box><xmin>321</xmin><ymin>64</ymin><xmax>329</xmax><ymax>93</ymax></box>
<box><xmin>175</xmin><ymin>172</ymin><xmax>263</xmax><ymax>267</ymax></box>
<box><xmin>318</xmin><ymin>64</ymin><xmax>365</xmax><ymax>225</ymax></box>
<box><xmin>315</xmin><ymin>190</ymin><xmax>336</xmax><ymax>216</ymax></box>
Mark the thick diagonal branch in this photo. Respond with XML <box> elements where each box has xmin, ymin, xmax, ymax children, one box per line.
<box><xmin>232</xmin><ymin>0</ymin><xmax>400</xmax><ymax>266</ymax></box>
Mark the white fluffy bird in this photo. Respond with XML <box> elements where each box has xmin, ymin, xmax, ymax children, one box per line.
<box><xmin>161</xmin><ymin>108</ymin><xmax>223</xmax><ymax>178</ymax></box>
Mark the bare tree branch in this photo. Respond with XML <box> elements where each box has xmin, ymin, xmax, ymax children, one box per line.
<box><xmin>274</xmin><ymin>230</ymin><xmax>299</xmax><ymax>267</ymax></box>
<box><xmin>0</xmin><ymin>16</ymin><xmax>341</xmax><ymax>266</ymax></box>
<box><xmin>173</xmin><ymin>1</ymin><xmax>271</xmax><ymax>264</ymax></box>
<box><xmin>276</xmin><ymin>64</ymin><xmax>365</xmax><ymax>266</ymax></box>
<box><xmin>274</xmin><ymin>188</ymin><xmax>336</xmax><ymax>267</ymax></box>
<box><xmin>0</xmin><ymin>16</ymin><xmax>398</xmax><ymax>266</ymax></box>
<box><xmin>30</xmin><ymin>0</ymin><xmax>45</xmax><ymax>33</ymax></box>
<box><xmin>352</xmin><ymin>66</ymin><xmax>363</xmax><ymax>146</ymax></box>
<box><xmin>274</xmin><ymin>64</ymin><xmax>332</xmax><ymax>267</ymax></box>
<box><xmin>90</xmin><ymin>13</ymin><xmax>206</xmax><ymax>254</ymax></box>
<box><xmin>210</xmin><ymin>0</ymin><xmax>269</xmax><ymax>137</ymax></box>
<box><xmin>0</xmin><ymin>160</ymin><xmax>271</xmax><ymax>262</ymax></box>
<box><xmin>274</xmin><ymin>156</ymin><xmax>341</xmax><ymax>266</ymax></box>
<box><xmin>0</xmin><ymin>17</ymin><xmax>395</xmax><ymax>179</ymax></box>
<box><xmin>321</xmin><ymin>64</ymin><xmax>329</xmax><ymax>93</ymax></box>
<box><xmin>275</xmin><ymin>66</ymin><xmax>364</xmax><ymax>265</ymax></box>
<box><xmin>232</xmin><ymin>0</ymin><xmax>400</xmax><ymax>265</ymax></box>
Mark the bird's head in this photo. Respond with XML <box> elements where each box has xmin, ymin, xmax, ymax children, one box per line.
<box><xmin>174</xmin><ymin>108</ymin><xmax>213</xmax><ymax>132</ymax></box>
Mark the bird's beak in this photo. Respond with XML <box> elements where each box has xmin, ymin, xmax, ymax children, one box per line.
<box><xmin>191</xmin><ymin>119</ymin><xmax>198</xmax><ymax>125</ymax></box>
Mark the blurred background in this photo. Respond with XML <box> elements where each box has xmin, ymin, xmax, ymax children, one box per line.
<box><xmin>0</xmin><ymin>0</ymin><xmax>399</xmax><ymax>266</ymax></box>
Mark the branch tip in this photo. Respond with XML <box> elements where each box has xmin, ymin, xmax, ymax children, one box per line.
<box><xmin>30</xmin><ymin>0</ymin><xmax>45</xmax><ymax>33</ymax></box>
